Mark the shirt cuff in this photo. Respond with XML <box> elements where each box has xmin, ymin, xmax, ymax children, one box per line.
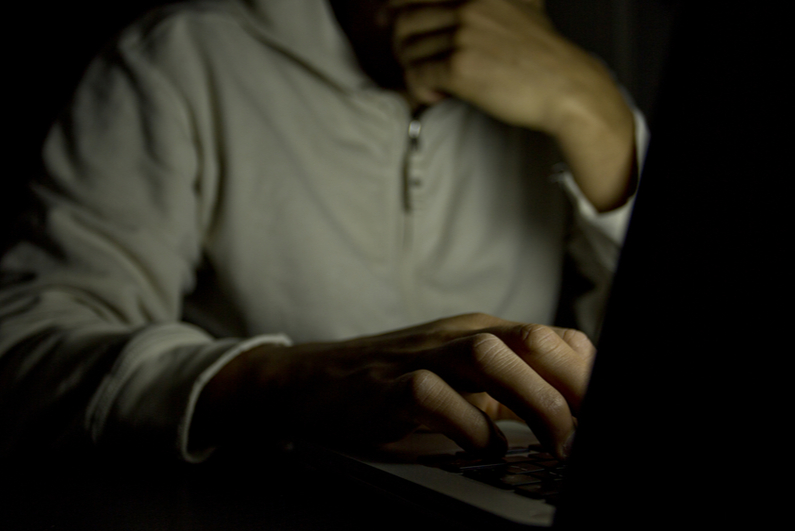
<box><xmin>85</xmin><ymin>322</ymin><xmax>292</xmax><ymax>462</ymax></box>
<box><xmin>554</xmin><ymin>108</ymin><xmax>649</xmax><ymax>245</ymax></box>
<box><xmin>181</xmin><ymin>333</ymin><xmax>293</xmax><ymax>463</ymax></box>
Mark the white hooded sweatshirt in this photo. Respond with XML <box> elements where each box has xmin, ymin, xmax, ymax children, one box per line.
<box><xmin>0</xmin><ymin>0</ymin><xmax>645</xmax><ymax>461</ymax></box>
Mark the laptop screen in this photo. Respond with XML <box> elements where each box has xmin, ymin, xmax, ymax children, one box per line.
<box><xmin>555</xmin><ymin>2</ymin><xmax>785</xmax><ymax>528</ymax></box>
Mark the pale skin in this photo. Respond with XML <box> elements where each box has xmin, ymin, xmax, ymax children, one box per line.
<box><xmin>387</xmin><ymin>0</ymin><xmax>637</xmax><ymax>212</ymax></box>
<box><xmin>192</xmin><ymin>0</ymin><xmax>635</xmax><ymax>459</ymax></box>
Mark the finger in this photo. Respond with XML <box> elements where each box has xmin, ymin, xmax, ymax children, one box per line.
<box><xmin>456</xmin><ymin>323</ymin><xmax>594</xmax><ymax>417</ymax></box>
<box><xmin>389</xmin><ymin>0</ymin><xmax>463</xmax><ymax>9</ymax></box>
<box><xmin>432</xmin><ymin>333</ymin><xmax>576</xmax><ymax>459</ymax></box>
<box><xmin>403</xmin><ymin>53</ymin><xmax>458</xmax><ymax>104</ymax></box>
<box><xmin>396</xmin><ymin>29</ymin><xmax>456</xmax><ymax>66</ymax></box>
<box><xmin>494</xmin><ymin>324</ymin><xmax>593</xmax><ymax>413</ymax></box>
<box><xmin>469</xmin><ymin>333</ymin><xmax>576</xmax><ymax>458</ymax></box>
<box><xmin>421</xmin><ymin>314</ymin><xmax>595</xmax><ymax>360</ymax></box>
<box><xmin>464</xmin><ymin>392</ymin><xmax>524</xmax><ymax>422</ymax></box>
<box><xmin>548</xmin><ymin>326</ymin><xmax>597</xmax><ymax>361</ymax></box>
<box><xmin>428</xmin><ymin>312</ymin><xmax>517</xmax><ymax>332</ymax></box>
<box><xmin>392</xmin><ymin>3</ymin><xmax>459</xmax><ymax>46</ymax></box>
<box><xmin>392</xmin><ymin>369</ymin><xmax>508</xmax><ymax>455</ymax></box>
<box><xmin>392</xmin><ymin>0</ymin><xmax>549</xmax><ymax>36</ymax></box>
<box><xmin>402</xmin><ymin>42</ymin><xmax>501</xmax><ymax>106</ymax></box>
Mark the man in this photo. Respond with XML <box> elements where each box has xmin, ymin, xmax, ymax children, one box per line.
<box><xmin>0</xmin><ymin>0</ymin><xmax>645</xmax><ymax>462</ymax></box>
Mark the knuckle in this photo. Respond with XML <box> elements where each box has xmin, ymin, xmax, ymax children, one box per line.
<box><xmin>458</xmin><ymin>0</ymin><xmax>488</xmax><ymax>23</ymax></box>
<box><xmin>536</xmin><ymin>388</ymin><xmax>570</xmax><ymax>418</ymax></box>
<box><xmin>452</xmin><ymin>312</ymin><xmax>492</xmax><ymax>329</ymax></box>
<box><xmin>470</xmin><ymin>333</ymin><xmax>515</xmax><ymax>371</ymax></box>
<box><xmin>401</xmin><ymin>369</ymin><xmax>444</xmax><ymax>408</ymax></box>
<box><xmin>470</xmin><ymin>332</ymin><xmax>502</xmax><ymax>365</ymax></box>
<box><xmin>520</xmin><ymin>323</ymin><xmax>559</xmax><ymax>351</ymax></box>
<box><xmin>464</xmin><ymin>311</ymin><xmax>491</xmax><ymax>322</ymax></box>
<box><xmin>560</xmin><ymin>328</ymin><xmax>595</xmax><ymax>355</ymax></box>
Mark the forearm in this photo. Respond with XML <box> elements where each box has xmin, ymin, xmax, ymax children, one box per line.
<box><xmin>0</xmin><ymin>298</ymin><xmax>225</xmax><ymax>458</ymax></box>
<box><xmin>189</xmin><ymin>341</ymin><xmax>289</xmax><ymax>452</ymax></box>
<box><xmin>388</xmin><ymin>0</ymin><xmax>639</xmax><ymax>213</ymax></box>
<box><xmin>550</xmin><ymin>86</ymin><xmax>637</xmax><ymax>213</ymax></box>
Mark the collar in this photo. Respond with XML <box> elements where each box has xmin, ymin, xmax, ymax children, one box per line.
<box><xmin>228</xmin><ymin>0</ymin><xmax>374</xmax><ymax>91</ymax></box>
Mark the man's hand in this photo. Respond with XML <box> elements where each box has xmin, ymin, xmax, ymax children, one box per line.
<box><xmin>388</xmin><ymin>0</ymin><xmax>637</xmax><ymax>212</ymax></box>
<box><xmin>192</xmin><ymin>313</ymin><xmax>595</xmax><ymax>459</ymax></box>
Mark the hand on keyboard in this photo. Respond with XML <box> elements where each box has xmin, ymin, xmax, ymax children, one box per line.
<box><xmin>192</xmin><ymin>313</ymin><xmax>595</xmax><ymax>460</ymax></box>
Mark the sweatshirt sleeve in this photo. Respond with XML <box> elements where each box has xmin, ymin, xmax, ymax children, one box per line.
<box><xmin>0</xmin><ymin>29</ymin><xmax>287</xmax><ymax>462</ymax></box>
<box><xmin>556</xmin><ymin>109</ymin><xmax>649</xmax><ymax>339</ymax></box>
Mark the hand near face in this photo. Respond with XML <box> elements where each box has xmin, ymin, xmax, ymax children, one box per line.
<box><xmin>388</xmin><ymin>0</ymin><xmax>638</xmax><ymax>212</ymax></box>
<box><xmin>390</xmin><ymin>0</ymin><xmax>576</xmax><ymax>127</ymax></box>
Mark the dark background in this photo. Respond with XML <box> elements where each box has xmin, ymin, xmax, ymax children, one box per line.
<box><xmin>10</xmin><ymin>4</ymin><xmax>786</xmax><ymax>529</ymax></box>
<box><xmin>3</xmin><ymin>0</ymin><xmax>678</xmax><ymax>253</ymax></box>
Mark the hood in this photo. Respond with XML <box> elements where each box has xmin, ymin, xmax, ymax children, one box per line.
<box><xmin>228</xmin><ymin>0</ymin><xmax>372</xmax><ymax>91</ymax></box>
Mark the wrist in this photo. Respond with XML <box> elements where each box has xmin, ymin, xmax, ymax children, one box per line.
<box><xmin>551</xmin><ymin>87</ymin><xmax>637</xmax><ymax>212</ymax></box>
<box><xmin>189</xmin><ymin>343</ymin><xmax>289</xmax><ymax>451</ymax></box>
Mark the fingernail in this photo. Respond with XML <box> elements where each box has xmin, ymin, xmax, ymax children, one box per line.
<box><xmin>560</xmin><ymin>429</ymin><xmax>576</xmax><ymax>460</ymax></box>
<box><xmin>489</xmin><ymin>423</ymin><xmax>509</xmax><ymax>455</ymax></box>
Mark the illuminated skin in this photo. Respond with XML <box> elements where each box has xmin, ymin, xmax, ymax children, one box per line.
<box><xmin>192</xmin><ymin>0</ymin><xmax>635</xmax><ymax>459</ymax></box>
<box><xmin>332</xmin><ymin>0</ymin><xmax>637</xmax><ymax>212</ymax></box>
<box><xmin>194</xmin><ymin>314</ymin><xmax>594</xmax><ymax>459</ymax></box>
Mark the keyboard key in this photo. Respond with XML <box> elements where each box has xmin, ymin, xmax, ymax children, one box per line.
<box><xmin>514</xmin><ymin>480</ymin><xmax>564</xmax><ymax>500</ymax></box>
<box><xmin>463</xmin><ymin>470</ymin><xmax>542</xmax><ymax>489</ymax></box>
<box><xmin>533</xmin><ymin>460</ymin><xmax>562</xmax><ymax>469</ymax></box>
<box><xmin>505</xmin><ymin>463</ymin><xmax>545</xmax><ymax>474</ymax></box>
<box><xmin>418</xmin><ymin>454</ymin><xmax>507</xmax><ymax>473</ymax></box>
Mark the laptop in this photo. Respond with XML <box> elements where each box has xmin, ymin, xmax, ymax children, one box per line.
<box><xmin>295</xmin><ymin>3</ymin><xmax>785</xmax><ymax>529</ymax></box>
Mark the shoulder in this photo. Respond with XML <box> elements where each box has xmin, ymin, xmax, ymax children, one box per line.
<box><xmin>111</xmin><ymin>1</ymin><xmax>246</xmax><ymax>63</ymax></box>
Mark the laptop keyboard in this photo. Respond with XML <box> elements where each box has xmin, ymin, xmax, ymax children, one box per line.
<box><xmin>418</xmin><ymin>444</ymin><xmax>565</xmax><ymax>505</ymax></box>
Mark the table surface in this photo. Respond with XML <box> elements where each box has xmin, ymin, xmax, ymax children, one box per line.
<box><xmin>4</xmin><ymin>446</ymin><xmax>482</xmax><ymax>531</ymax></box>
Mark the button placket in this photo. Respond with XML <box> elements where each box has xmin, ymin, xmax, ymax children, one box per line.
<box><xmin>404</xmin><ymin>118</ymin><xmax>424</xmax><ymax>212</ymax></box>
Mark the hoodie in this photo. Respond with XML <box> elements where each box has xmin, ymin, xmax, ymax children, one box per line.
<box><xmin>0</xmin><ymin>0</ymin><xmax>645</xmax><ymax>461</ymax></box>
